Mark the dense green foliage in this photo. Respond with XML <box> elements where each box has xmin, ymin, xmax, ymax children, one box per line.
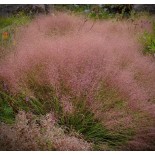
<box><xmin>141</xmin><ymin>22</ymin><xmax>155</xmax><ymax>55</ymax></box>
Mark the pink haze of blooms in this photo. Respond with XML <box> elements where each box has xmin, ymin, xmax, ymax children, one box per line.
<box><xmin>0</xmin><ymin>14</ymin><xmax>154</xmax><ymax>110</ymax></box>
<box><xmin>0</xmin><ymin>13</ymin><xmax>155</xmax><ymax>150</ymax></box>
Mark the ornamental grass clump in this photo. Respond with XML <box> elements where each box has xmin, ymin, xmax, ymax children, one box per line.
<box><xmin>0</xmin><ymin>13</ymin><xmax>155</xmax><ymax>150</ymax></box>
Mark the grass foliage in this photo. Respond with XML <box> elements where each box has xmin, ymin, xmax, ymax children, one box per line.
<box><xmin>0</xmin><ymin>78</ymin><xmax>133</xmax><ymax>150</ymax></box>
<box><xmin>0</xmin><ymin>11</ymin><xmax>155</xmax><ymax>150</ymax></box>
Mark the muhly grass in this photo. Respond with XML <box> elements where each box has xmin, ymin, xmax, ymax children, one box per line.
<box><xmin>0</xmin><ymin>13</ymin><xmax>155</xmax><ymax>150</ymax></box>
<box><xmin>0</xmin><ymin>110</ymin><xmax>92</xmax><ymax>151</ymax></box>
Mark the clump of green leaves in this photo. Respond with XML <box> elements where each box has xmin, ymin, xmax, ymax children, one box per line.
<box><xmin>141</xmin><ymin>22</ymin><xmax>155</xmax><ymax>55</ymax></box>
<box><xmin>0</xmin><ymin>95</ymin><xmax>15</xmax><ymax>124</ymax></box>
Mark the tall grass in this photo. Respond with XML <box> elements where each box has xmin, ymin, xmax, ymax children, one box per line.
<box><xmin>0</xmin><ymin>13</ymin><xmax>155</xmax><ymax>150</ymax></box>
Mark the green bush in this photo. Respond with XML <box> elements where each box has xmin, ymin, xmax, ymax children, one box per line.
<box><xmin>141</xmin><ymin>23</ymin><xmax>155</xmax><ymax>55</ymax></box>
<box><xmin>0</xmin><ymin>94</ymin><xmax>15</xmax><ymax>124</ymax></box>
